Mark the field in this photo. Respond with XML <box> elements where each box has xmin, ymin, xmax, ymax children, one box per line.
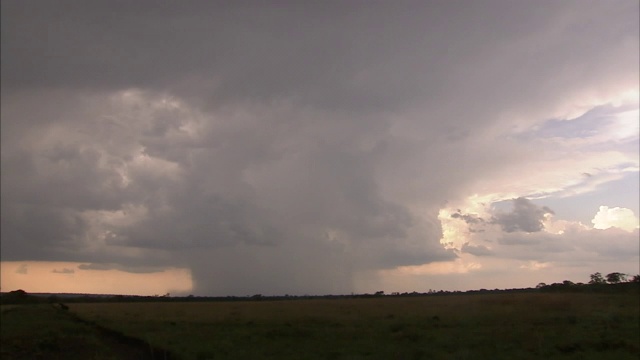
<box><xmin>1</xmin><ymin>303</ymin><xmax>164</xmax><ymax>359</ymax></box>
<box><xmin>2</xmin><ymin>292</ymin><xmax>639</xmax><ymax>359</ymax></box>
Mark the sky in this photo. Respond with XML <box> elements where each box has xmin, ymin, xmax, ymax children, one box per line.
<box><xmin>1</xmin><ymin>0</ymin><xmax>638</xmax><ymax>296</ymax></box>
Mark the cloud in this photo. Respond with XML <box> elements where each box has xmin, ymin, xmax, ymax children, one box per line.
<box><xmin>592</xmin><ymin>206</ymin><xmax>639</xmax><ymax>231</ymax></box>
<box><xmin>387</xmin><ymin>258</ymin><xmax>482</xmax><ymax>276</ymax></box>
<box><xmin>519</xmin><ymin>261</ymin><xmax>552</xmax><ymax>271</ymax></box>
<box><xmin>488</xmin><ymin>216</ymin><xmax>639</xmax><ymax>263</ymax></box>
<box><xmin>77</xmin><ymin>263</ymin><xmax>167</xmax><ymax>274</ymax></box>
<box><xmin>461</xmin><ymin>242</ymin><xmax>494</xmax><ymax>257</ymax></box>
<box><xmin>451</xmin><ymin>211</ymin><xmax>485</xmax><ymax>225</ymax></box>
<box><xmin>491</xmin><ymin>198</ymin><xmax>554</xmax><ymax>233</ymax></box>
<box><xmin>1</xmin><ymin>1</ymin><xmax>638</xmax><ymax>295</ymax></box>
<box><xmin>15</xmin><ymin>264</ymin><xmax>28</xmax><ymax>275</ymax></box>
<box><xmin>442</xmin><ymin>199</ymin><xmax>639</xmax><ymax>266</ymax></box>
<box><xmin>52</xmin><ymin>268</ymin><xmax>75</xmax><ymax>274</ymax></box>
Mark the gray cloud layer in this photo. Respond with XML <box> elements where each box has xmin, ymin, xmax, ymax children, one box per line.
<box><xmin>2</xmin><ymin>1</ymin><xmax>638</xmax><ymax>295</ymax></box>
<box><xmin>492</xmin><ymin>198</ymin><xmax>555</xmax><ymax>233</ymax></box>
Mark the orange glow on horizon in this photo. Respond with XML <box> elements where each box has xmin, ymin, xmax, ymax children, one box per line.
<box><xmin>0</xmin><ymin>261</ymin><xmax>193</xmax><ymax>296</ymax></box>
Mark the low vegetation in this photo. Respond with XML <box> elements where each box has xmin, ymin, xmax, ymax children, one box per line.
<box><xmin>1</xmin><ymin>273</ymin><xmax>638</xmax><ymax>359</ymax></box>
<box><xmin>0</xmin><ymin>303</ymin><xmax>171</xmax><ymax>359</ymax></box>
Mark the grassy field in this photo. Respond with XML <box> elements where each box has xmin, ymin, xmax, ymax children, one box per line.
<box><xmin>0</xmin><ymin>304</ymin><xmax>168</xmax><ymax>359</ymax></box>
<box><xmin>56</xmin><ymin>292</ymin><xmax>640</xmax><ymax>360</ymax></box>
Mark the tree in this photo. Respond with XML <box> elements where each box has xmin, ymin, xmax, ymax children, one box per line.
<box><xmin>631</xmin><ymin>274</ymin><xmax>640</xmax><ymax>283</ymax></box>
<box><xmin>605</xmin><ymin>272</ymin><xmax>627</xmax><ymax>284</ymax></box>
<box><xmin>536</xmin><ymin>282</ymin><xmax>547</xmax><ymax>289</ymax></box>
<box><xmin>589</xmin><ymin>272</ymin><xmax>606</xmax><ymax>285</ymax></box>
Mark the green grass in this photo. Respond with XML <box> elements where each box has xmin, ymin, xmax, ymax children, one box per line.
<box><xmin>0</xmin><ymin>304</ymin><xmax>166</xmax><ymax>359</ymax></box>
<box><xmin>66</xmin><ymin>292</ymin><xmax>640</xmax><ymax>360</ymax></box>
<box><xmin>1</xmin><ymin>305</ymin><xmax>113</xmax><ymax>359</ymax></box>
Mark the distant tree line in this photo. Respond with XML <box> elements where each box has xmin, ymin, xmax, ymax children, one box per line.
<box><xmin>2</xmin><ymin>272</ymin><xmax>638</xmax><ymax>305</ymax></box>
<box><xmin>588</xmin><ymin>272</ymin><xmax>635</xmax><ymax>284</ymax></box>
<box><xmin>536</xmin><ymin>272</ymin><xmax>640</xmax><ymax>293</ymax></box>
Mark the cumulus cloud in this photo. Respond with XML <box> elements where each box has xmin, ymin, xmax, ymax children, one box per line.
<box><xmin>441</xmin><ymin>199</ymin><xmax>639</xmax><ymax>271</ymax></box>
<box><xmin>1</xmin><ymin>1</ymin><xmax>638</xmax><ymax>295</ymax></box>
<box><xmin>484</xmin><ymin>215</ymin><xmax>638</xmax><ymax>264</ymax></box>
<box><xmin>491</xmin><ymin>198</ymin><xmax>555</xmax><ymax>233</ymax></box>
<box><xmin>592</xmin><ymin>206</ymin><xmax>639</xmax><ymax>231</ymax></box>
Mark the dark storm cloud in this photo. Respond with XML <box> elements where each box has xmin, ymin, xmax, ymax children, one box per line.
<box><xmin>5</xmin><ymin>0</ymin><xmax>634</xmax><ymax>112</ymax></box>
<box><xmin>491</xmin><ymin>198</ymin><xmax>555</xmax><ymax>233</ymax></box>
<box><xmin>2</xmin><ymin>0</ymin><xmax>638</xmax><ymax>295</ymax></box>
<box><xmin>1</xmin><ymin>203</ymin><xmax>89</xmax><ymax>261</ymax></box>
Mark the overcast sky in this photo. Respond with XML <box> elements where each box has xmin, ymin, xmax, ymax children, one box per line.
<box><xmin>1</xmin><ymin>0</ymin><xmax>638</xmax><ymax>296</ymax></box>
